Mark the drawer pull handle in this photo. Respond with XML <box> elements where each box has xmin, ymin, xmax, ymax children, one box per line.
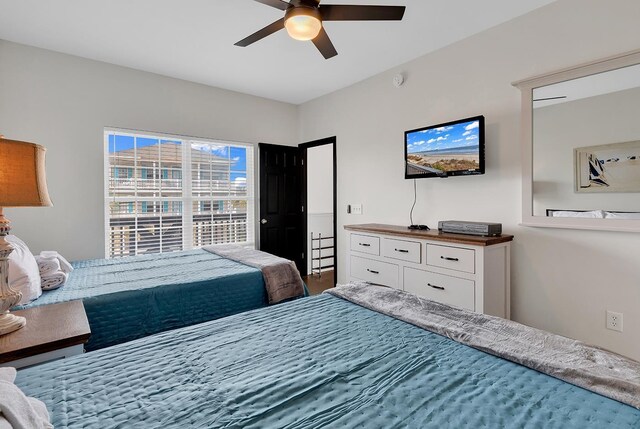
<box><xmin>367</xmin><ymin>269</ymin><xmax>379</xmax><ymax>274</ymax></box>
<box><xmin>395</xmin><ymin>248</ymin><xmax>409</xmax><ymax>253</ymax></box>
<box><xmin>359</xmin><ymin>243</ymin><xmax>371</xmax><ymax>247</ymax></box>
<box><xmin>428</xmin><ymin>283</ymin><xmax>445</xmax><ymax>291</ymax></box>
<box><xmin>440</xmin><ymin>256</ymin><xmax>459</xmax><ymax>262</ymax></box>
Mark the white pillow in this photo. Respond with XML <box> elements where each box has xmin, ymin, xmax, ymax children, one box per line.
<box><xmin>550</xmin><ymin>210</ymin><xmax>605</xmax><ymax>218</ymax></box>
<box><xmin>5</xmin><ymin>235</ymin><xmax>41</xmax><ymax>305</ymax></box>
<box><xmin>604</xmin><ymin>211</ymin><xmax>640</xmax><ymax>220</ymax></box>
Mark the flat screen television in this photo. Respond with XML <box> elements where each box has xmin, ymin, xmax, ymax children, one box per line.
<box><xmin>404</xmin><ymin>115</ymin><xmax>485</xmax><ymax>179</ymax></box>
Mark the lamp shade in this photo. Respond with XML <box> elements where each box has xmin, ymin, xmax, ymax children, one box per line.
<box><xmin>0</xmin><ymin>138</ymin><xmax>53</xmax><ymax>207</ymax></box>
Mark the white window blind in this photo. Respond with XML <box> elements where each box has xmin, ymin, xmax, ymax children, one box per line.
<box><xmin>105</xmin><ymin>130</ymin><xmax>254</xmax><ymax>258</ymax></box>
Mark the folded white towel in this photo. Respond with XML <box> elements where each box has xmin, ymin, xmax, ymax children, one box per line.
<box><xmin>0</xmin><ymin>416</ymin><xmax>12</xmax><ymax>429</ymax></box>
<box><xmin>0</xmin><ymin>368</ymin><xmax>15</xmax><ymax>383</ymax></box>
<box><xmin>0</xmin><ymin>367</ymin><xmax>53</xmax><ymax>429</ymax></box>
<box><xmin>39</xmin><ymin>251</ymin><xmax>74</xmax><ymax>274</ymax></box>
<box><xmin>34</xmin><ymin>256</ymin><xmax>61</xmax><ymax>277</ymax></box>
<box><xmin>41</xmin><ymin>271</ymin><xmax>68</xmax><ymax>291</ymax></box>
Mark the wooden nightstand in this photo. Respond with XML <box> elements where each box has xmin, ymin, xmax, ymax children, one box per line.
<box><xmin>0</xmin><ymin>300</ymin><xmax>91</xmax><ymax>369</ymax></box>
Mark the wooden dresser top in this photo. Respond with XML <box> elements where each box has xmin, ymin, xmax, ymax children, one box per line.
<box><xmin>344</xmin><ymin>223</ymin><xmax>514</xmax><ymax>247</ymax></box>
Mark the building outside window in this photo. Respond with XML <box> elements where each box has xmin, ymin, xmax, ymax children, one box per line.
<box><xmin>105</xmin><ymin>130</ymin><xmax>254</xmax><ymax>258</ymax></box>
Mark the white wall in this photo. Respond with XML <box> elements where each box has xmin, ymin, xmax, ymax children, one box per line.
<box><xmin>0</xmin><ymin>40</ymin><xmax>298</xmax><ymax>261</ymax></box>
<box><xmin>307</xmin><ymin>144</ymin><xmax>334</xmax><ymax>213</ymax></box>
<box><xmin>298</xmin><ymin>0</ymin><xmax>640</xmax><ymax>360</ymax></box>
<box><xmin>533</xmin><ymin>87</ymin><xmax>640</xmax><ymax>215</ymax></box>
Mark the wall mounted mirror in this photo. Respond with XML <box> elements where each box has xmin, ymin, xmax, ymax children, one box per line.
<box><xmin>514</xmin><ymin>49</ymin><xmax>640</xmax><ymax>232</ymax></box>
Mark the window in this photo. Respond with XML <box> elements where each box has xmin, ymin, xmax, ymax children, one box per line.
<box><xmin>105</xmin><ymin>130</ymin><xmax>254</xmax><ymax>258</ymax></box>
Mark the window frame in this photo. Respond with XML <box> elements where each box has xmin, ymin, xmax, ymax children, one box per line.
<box><xmin>104</xmin><ymin>128</ymin><xmax>256</xmax><ymax>258</ymax></box>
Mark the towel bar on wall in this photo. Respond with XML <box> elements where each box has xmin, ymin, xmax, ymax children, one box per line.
<box><xmin>310</xmin><ymin>232</ymin><xmax>334</xmax><ymax>277</ymax></box>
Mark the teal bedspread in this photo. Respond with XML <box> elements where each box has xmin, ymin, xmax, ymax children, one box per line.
<box><xmin>19</xmin><ymin>249</ymin><xmax>267</xmax><ymax>351</ymax></box>
<box><xmin>16</xmin><ymin>294</ymin><xmax>640</xmax><ymax>428</ymax></box>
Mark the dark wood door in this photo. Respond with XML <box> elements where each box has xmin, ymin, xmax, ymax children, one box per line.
<box><xmin>259</xmin><ymin>143</ymin><xmax>304</xmax><ymax>272</ymax></box>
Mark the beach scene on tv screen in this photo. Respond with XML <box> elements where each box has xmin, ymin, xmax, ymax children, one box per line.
<box><xmin>406</xmin><ymin>119</ymin><xmax>480</xmax><ymax>175</ymax></box>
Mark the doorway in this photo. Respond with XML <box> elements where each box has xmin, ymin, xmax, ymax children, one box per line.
<box><xmin>257</xmin><ymin>138</ymin><xmax>336</xmax><ymax>293</ymax></box>
<box><xmin>300</xmin><ymin>137</ymin><xmax>337</xmax><ymax>293</ymax></box>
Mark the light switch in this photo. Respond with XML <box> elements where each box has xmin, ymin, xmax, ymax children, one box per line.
<box><xmin>351</xmin><ymin>204</ymin><xmax>363</xmax><ymax>215</ymax></box>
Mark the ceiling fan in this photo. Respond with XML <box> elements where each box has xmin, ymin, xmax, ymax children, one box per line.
<box><xmin>235</xmin><ymin>0</ymin><xmax>406</xmax><ymax>59</ymax></box>
<box><xmin>533</xmin><ymin>96</ymin><xmax>568</xmax><ymax>102</ymax></box>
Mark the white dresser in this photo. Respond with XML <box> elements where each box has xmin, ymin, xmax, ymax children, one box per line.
<box><xmin>345</xmin><ymin>224</ymin><xmax>513</xmax><ymax>318</ymax></box>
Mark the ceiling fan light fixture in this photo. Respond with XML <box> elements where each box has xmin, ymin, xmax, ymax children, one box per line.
<box><xmin>284</xmin><ymin>7</ymin><xmax>322</xmax><ymax>41</ymax></box>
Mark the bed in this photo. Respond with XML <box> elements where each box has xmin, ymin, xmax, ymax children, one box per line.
<box><xmin>16</xmin><ymin>249</ymin><xmax>279</xmax><ymax>351</ymax></box>
<box><xmin>15</xmin><ymin>285</ymin><xmax>640</xmax><ymax>428</ymax></box>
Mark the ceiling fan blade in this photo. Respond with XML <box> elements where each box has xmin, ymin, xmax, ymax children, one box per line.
<box><xmin>312</xmin><ymin>27</ymin><xmax>338</xmax><ymax>59</ymax></box>
<box><xmin>320</xmin><ymin>5</ymin><xmax>406</xmax><ymax>21</ymax></box>
<box><xmin>533</xmin><ymin>96</ymin><xmax>567</xmax><ymax>102</ymax></box>
<box><xmin>235</xmin><ymin>18</ymin><xmax>285</xmax><ymax>47</ymax></box>
<box><xmin>252</xmin><ymin>0</ymin><xmax>290</xmax><ymax>11</ymax></box>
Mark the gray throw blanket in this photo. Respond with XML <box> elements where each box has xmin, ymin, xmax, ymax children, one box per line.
<box><xmin>326</xmin><ymin>282</ymin><xmax>640</xmax><ymax>410</ymax></box>
<box><xmin>203</xmin><ymin>245</ymin><xmax>305</xmax><ymax>304</ymax></box>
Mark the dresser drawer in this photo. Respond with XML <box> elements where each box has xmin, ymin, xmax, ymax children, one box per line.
<box><xmin>382</xmin><ymin>238</ymin><xmax>422</xmax><ymax>264</ymax></box>
<box><xmin>350</xmin><ymin>234</ymin><xmax>380</xmax><ymax>255</ymax></box>
<box><xmin>404</xmin><ymin>267</ymin><xmax>475</xmax><ymax>311</ymax></box>
<box><xmin>426</xmin><ymin>244</ymin><xmax>475</xmax><ymax>274</ymax></box>
<box><xmin>350</xmin><ymin>256</ymin><xmax>399</xmax><ymax>288</ymax></box>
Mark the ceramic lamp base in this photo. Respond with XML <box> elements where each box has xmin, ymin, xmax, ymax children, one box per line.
<box><xmin>0</xmin><ymin>312</ymin><xmax>26</xmax><ymax>336</ymax></box>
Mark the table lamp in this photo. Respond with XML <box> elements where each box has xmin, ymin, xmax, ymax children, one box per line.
<box><xmin>0</xmin><ymin>137</ymin><xmax>52</xmax><ymax>335</ymax></box>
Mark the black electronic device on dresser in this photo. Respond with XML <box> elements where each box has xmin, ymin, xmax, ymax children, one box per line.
<box><xmin>438</xmin><ymin>220</ymin><xmax>502</xmax><ymax>237</ymax></box>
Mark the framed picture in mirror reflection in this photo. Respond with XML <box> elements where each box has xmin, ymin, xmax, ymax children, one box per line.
<box><xmin>575</xmin><ymin>140</ymin><xmax>640</xmax><ymax>193</ymax></box>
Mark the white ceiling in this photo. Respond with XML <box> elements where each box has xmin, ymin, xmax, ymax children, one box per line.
<box><xmin>0</xmin><ymin>0</ymin><xmax>555</xmax><ymax>105</ymax></box>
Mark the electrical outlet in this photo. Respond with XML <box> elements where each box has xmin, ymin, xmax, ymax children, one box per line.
<box><xmin>351</xmin><ymin>204</ymin><xmax>363</xmax><ymax>215</ymax></box>
<box><xmin>606</xmin><ymin>311</ymin><xmax>623</xmax><ymax>332</ymax></box>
